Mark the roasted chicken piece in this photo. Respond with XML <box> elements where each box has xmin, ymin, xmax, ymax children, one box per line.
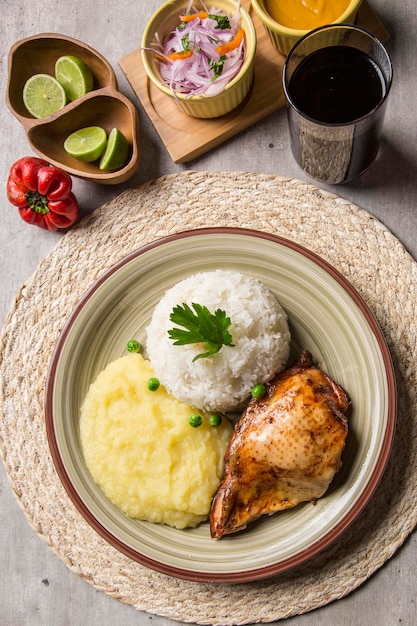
<box><xmin>210</xmin><ymin>351</ymin><xmax>350</xmax><ymax>538</ymax></box>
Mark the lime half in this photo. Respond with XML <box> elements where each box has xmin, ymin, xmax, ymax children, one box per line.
<box><xmin>99</xmin><ymin>128</ymin><xmax>131</xmax><ymax>171</ymax></box>
<box><xmin>55</xmin><ymin>55</ymin><xmax>94</xmax><ymax>101</ymax></box>
<box><xmin>23</xmin><ymin>73</ymin><xmax>67</xmax><ymax>118</ymax></box>
<box><xmin>64</xmin><ymin>126</ymin><xmax>107</xmax><ymax>162</ymax></box>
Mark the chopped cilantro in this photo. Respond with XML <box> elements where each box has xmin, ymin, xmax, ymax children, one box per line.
<box><xmin>208</xmin><ymin>55</ymin><xmax>226</xmax><ymax>79</ymax></box>
<box><xmin>208</xmin><ymin>14</ymin><xmax>231</xmax><ymax>29</ymax></box>
<box><xmin>181</xmin><ymin>34</ymin><xmax>191</xmax><ymax>51</ymax></box>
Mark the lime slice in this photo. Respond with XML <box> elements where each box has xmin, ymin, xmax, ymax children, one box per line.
<box><xmin>64</xmin><ymin>126</ymin><xmax>107</xmax><ymax>162</ymax></box>
<box><xmin>55</xmin><ymin>55</ymin><xmax>94</xmax><ymax>101</ymax></box>
<box><xmin>23</xmin><ymin>73</ymin><xmax>67</xmax><ymax>118</ymax></box>
<box><xmin>99</xmin><ymin>128</ymin><xmax>131</xmax><ymax>171</ymax></box>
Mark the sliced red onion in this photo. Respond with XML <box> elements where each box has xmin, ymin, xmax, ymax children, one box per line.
<box><xmin>148</xmin><ymin>2</ymin><xmax>245</xmax><ymax>97</ymax></box>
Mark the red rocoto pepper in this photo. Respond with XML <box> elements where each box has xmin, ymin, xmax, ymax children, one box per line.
<box><xmin>6</xmin><ymin>156</ymin><xmax>79</xmax><ymax>231</ymax></box>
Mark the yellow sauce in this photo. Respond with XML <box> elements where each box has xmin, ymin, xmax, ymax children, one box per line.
<box><xmin>265</xmin><ymin>0</ymin><xmax>351</xmax><ymax>30</ymax></box>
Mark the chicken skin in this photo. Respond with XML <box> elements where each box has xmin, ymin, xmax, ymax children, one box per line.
<box><xmin>210</xmin><ymin>351</ymin><xmax>350</xmax><ymax>538</ymax></box>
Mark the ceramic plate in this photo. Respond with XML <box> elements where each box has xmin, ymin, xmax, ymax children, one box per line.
<box><xmin>45</xmin><ymin>228</ymin><xmax>396</xmax><ymax>583</ymax></box>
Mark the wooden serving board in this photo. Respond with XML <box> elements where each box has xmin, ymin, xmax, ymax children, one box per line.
<box><xmin>119</xmin><ymin>1</ymin><xmax>389</xmax><ymax>164</ymax></box>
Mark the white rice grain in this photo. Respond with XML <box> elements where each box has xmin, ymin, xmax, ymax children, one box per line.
<box><xmin>146</xmin><ymin>270</ymin><xmax>291</xmax><ymax>413</ymax></box>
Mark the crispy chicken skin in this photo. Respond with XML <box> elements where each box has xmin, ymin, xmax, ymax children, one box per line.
<box><xmin>210</xmin><ymin>351</ymin><xmax>350</xmax><ymax>538</ymax></box>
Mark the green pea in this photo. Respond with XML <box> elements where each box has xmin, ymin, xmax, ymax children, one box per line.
<box><xmin>189</xmin><ymin>414</ymin><xmax>203</xmax><ymax>428</ymax></box>
<box><xmin>209</xmin><ymin>414</ymin><xmax>222</xmax><ymax>427</ymax></box>
<box><xmin>126</xmin><ymin>339</ymin><xmax>141</xmax><ymax>353</ymax></box>
<box><xmin>251</xmin><ymin>383</ymin><xmax>266</xmax><ymax>399</ymax></box>
<box><xmin>147</xmin><ymin>377</ymin><xmax>160</xmax><ymax>391</ymax></box>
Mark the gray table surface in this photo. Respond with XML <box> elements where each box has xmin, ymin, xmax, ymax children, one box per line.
<box><xmin>1</xmin><ymin>1</ymin><xmax>416</xmax><ymax>625</ymax></box>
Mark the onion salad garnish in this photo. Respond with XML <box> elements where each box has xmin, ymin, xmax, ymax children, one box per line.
<box><xmin>146</xmin><ymin>1</ymin><xmax>246</xmax><ymax>97</ymax></box>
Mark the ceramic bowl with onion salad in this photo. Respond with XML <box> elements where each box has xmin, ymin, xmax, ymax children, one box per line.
<box><xmin>141</xmin><ymin>0</ymin><xmax>256</xmax><ymax>118</ymax></box>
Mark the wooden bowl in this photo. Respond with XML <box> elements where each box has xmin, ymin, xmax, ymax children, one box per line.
<box><xmin>6</xmin><ymin>33</ymin><xmax>140</xmax><ymax>185</ymax></box>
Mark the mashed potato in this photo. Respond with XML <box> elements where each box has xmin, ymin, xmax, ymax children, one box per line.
<box><xmin>80</xmin><ymin>353</ymin><xmax>233</xmax><ymax>529</ymax></box>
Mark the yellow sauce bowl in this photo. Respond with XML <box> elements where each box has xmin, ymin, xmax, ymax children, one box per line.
<box><xmin>251</xmin><ymin>0</ymin><xmax>363</xmax><ymax>55</ymax></box>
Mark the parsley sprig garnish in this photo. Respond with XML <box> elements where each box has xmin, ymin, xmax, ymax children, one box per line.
<box><xmin>168</xmin><ymin>302</ymin><xmax>235</xmax><ymax>362</ymax></box>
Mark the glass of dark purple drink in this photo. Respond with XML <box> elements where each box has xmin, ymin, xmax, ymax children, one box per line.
<box><xmin>282</xmin><ymin>24</ymin><xmax>392</xmax><ymax>184</ymax></box>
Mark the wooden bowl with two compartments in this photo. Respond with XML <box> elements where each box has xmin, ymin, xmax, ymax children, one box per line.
<box><xmin>6</xmin><ymin>33</ymin><xmax>140</xmax><ymax>185</ymax></box>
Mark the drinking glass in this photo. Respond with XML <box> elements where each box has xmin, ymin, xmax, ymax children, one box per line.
<box><xmin>282</xmin><ymin>25</ymin><xmax>393</xmax><ymax>184</ymax></box>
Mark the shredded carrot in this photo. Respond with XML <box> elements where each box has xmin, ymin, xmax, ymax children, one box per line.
<box><xmin>180</xmin><ymin>11</ymin><xmax>208</xmax><ymax>22</ymax></box>
<box><xmin>166</xmin><ymin>49</ymin><xmax>193</xmax><ymax>61</ymax></box>
<box><xmin>216</xmin><ymin>28</ymin><xmax>245</xmax><ymax>55</ymax></box>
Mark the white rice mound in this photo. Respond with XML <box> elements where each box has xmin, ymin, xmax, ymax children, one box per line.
<box><xmin>146</xmin><ymin>270</ymin><xmax>291</xmax><ymax>413</ymax></box>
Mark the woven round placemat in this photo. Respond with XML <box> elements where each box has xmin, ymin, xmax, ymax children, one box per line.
<box><xmin>1</xmin><ymin>171</ymin><xmax>416</xmax><ymax>625</ymax></box>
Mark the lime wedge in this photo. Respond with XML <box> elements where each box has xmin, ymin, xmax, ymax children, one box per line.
<box><xmin>64</xmin><ymin>126</ymin><xmax>107</xmax><ymax>162</ymax></box>
<box><xmin>23</xmin><ymin>73</ymin><xmax>67</xmax><ymax>118</ymax></box>
<box><xmin>55</xmin><ymin>55</ymin><xmax>94</xmax><ymax>101</ymax></box>
<box><xmin>99</xmin><ymin>128</ymin><xmax>131</xmax><ymax>171</ymax></box>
